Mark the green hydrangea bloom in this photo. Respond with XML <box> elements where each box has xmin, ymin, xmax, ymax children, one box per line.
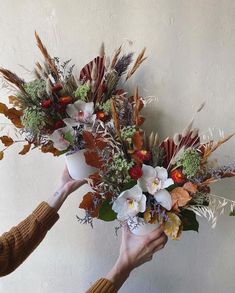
<box><xmin>121</xmin><ymin>126</ymin><xmax>136</xmax><ymax>144</ymax></box>
<box><xmin>24</xmin><ymin>79</ymin><xmax>47</xmax><ymax>101</ymax></box>
<box><xmin>176</xmin><ymin>148</ymin><xmax>201</xmax><ymax>178</ymax></box>
<box><xmin>21</xmin><ymin>106</ymin><xmax>48</xmax><ymax>134</ymax></box>
<box><xmin>99</xmin><ymin>100</ymin><xmax>112</xmax><ymax>115</ymax></box>
<box><xmin>74</xmin><ymin>83</ymin><xmax>90</xmax><ymax>101</ymax></box>
<box><xmin>110</xmin><ymin>153</ymin><xmax>134</xmax><ymax>183</ymax></box>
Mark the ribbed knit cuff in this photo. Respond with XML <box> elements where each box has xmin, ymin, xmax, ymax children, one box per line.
<box><xmin>32</xmin><ymin>202</ymin><xmax>59</xmax><ymax>231</ymax></box>
<box><xmin>86</xmin><ymin>278</ymin><xmax>116</xmax><ymax>293</ymax></box>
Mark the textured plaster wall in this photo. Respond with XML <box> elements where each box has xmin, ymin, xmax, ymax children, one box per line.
<box><xmin>0</xmin><ymin>1</ymin><xmax>235</xmax><ymax>292</ymax></box>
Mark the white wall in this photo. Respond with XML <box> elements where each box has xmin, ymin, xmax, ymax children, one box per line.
<box><xmin>0</xmin><ymin>1</ymin><xmax>235</xmax><ymax>292</ymax></box>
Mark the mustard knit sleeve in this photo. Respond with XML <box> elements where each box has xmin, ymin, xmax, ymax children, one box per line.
<box><xmin>86</xmin><ymin>278</ymin><xmax>116</xmax><ymax>293</ymax></box>
<box><xmin>0</xmin><ymin>202</ymin><xmax>59</xmax><ymax>277</ymax></box>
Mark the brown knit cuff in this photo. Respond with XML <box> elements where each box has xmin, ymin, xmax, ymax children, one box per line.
<box><xmin>86</xmin><ymin>278</ymin><xmax>116</xmax><ymax>293</ymax></box>
<box><xmin>32</xmin><ymin>202</ymin><xmax>59</xmax><ymax>231</ymax></box>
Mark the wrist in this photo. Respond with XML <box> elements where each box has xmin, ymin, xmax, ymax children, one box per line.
<box><xmin>46</xmin><ymin>187</ymin><xmax>68</xmax><ymax>211</ymax></box>
<box><xmin>106</xmin><ymin>257</ymin><xmax>132</xmax><ymax>291</ymax></box>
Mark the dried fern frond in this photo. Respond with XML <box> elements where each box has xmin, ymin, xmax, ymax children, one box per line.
<box><xmin>0</xmin><ymin>68</ymin><xmax>26</xmax><ymax>93</ymax></box>
<box><xmin>125</xmin><ymin>48</ymin><xmax>147</xmax><ymax>81</ymax></box>
<box><xmin>201</xmin><ymin>132</ymin><xmax>235</xmax><ymax>164</ymax></box>
<box><xmin>187</xmin><ymin>193</ymin><xmax>235</xmax><ymax>228</ymax></box>
<box><xmin>34</xmin><ymin>31</ymin><xmax>59</xmax><ymax>80</ymax></box>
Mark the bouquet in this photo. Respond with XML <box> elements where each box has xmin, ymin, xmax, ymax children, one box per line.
<box><xmin>0</xmin><ymin>32</ymin><xmax>146</xmax><ymax>179</ymax></box>
<box><xmin>79</xmin><ymin>93</ymin><xmax>235</xmax><ymax>239</ymax></box>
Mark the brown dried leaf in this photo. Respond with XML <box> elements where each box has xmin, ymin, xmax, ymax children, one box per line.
<box><xmin>0</xmin><ymin>102</ymin><xmax>23</xmax><ymax>128</ymax></box>
<box><xmin>19</xmin><ymin>143</ymin><xmax>31</xmax><ymax>155</ymax></box>
<box><xmin>83</xmin><ymin>131</ymin><xmax>96</xmax><ymax>149</ymax></box>
<box><xmin>170</xmin><ymin>187</ymin><xmax>192</xmax><ymax>208</ymax></box>
<box><xmin>0</xmin><ymin>151</ymin><xmax>4</xmax><ymax>160</ymax></box>
<box><xmin>8</xmin><ymin>95</ymin><xmax>22</xmax><ymax>107</ymax></box>
<box><xmin>41</xmin><ymin>142</ymin><xmax>60</xmax><ymax>156</ymax></box>
<box><xmin>132</xmin><ymin>131</ymin><xmax>144</xmax><ymax>150</ymax></box>
<box><xmin>84</xmin><ymin>150</ymin><xmax>103</xmax><ymax>168</ymax></box>
<box><xmin>111</xmin><ymin>99</ymin><xmax>121</xmax><ymax>137</ymax></box>
<box><xmin>183</xmin><ymin>182</ymin><xmax>198</xmax><ymax>194</ymax></box>
<box><xmin>0</xmin><ymin>136</ymin><xmax>14</xmax><ymax>147</ymax></box>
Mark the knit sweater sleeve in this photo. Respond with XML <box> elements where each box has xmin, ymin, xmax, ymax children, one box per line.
<box><xmin>0</xmin><ymin>202</ymin><xmax>59</xmax><ymax>277</ymax></box>
<box><xmin>86</xmin><ymin>278</ymin><xmax>116</xmax><ymax>293</ymax></box>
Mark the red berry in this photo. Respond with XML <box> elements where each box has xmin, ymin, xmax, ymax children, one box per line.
<box><xmin>170</xmin><ymin>168</ymin><xmax>186</xmax><ymax>185</ymax></box>
<box><xmin>129</xmin><ymin>165</ymin><xmax>143</xmax><ymax>180</ymax></box>
<box><xmin>58</xmin><ymin>96</ymin><xmax>73</xmax><ymax>106</ymax></box>
<box><xmin>41</xmin><ymin>99</ymin><xmax>52</xmax><ymax>108</ymax></box>
<box><xmin>135</xmin><ymin>150</ymin><xmax>151</xmax><ymax>162</ymax></box>
<box><xmin>52</xmin><ymin>83</ymin><xmax>63</xmax><ymax>93</ymax></box>
<box><xmin>96</xmin><ymin>110</ymin><xmax>107</xmax><ymax>122</ymax></box>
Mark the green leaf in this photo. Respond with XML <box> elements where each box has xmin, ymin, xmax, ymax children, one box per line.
<box><xmin>121</xmin><ymin>180</ymin><xmax>137</xmax><ymax>192</ymax></box>
<box><xmin>167</xmin><ymin>183</ymin><xmax>179</xmax><ymax>192</ymax></box>
<box><xmin>180</xmin><ymin>209</ymin><xmax>199</xmax><ymax>232</ymax></box>
<box><xmin>98</xmin><ymin>199</ymin><xmax>117</xmax><ymax>222</ymax></box>
<box><xmin>64</xmin><ymin>131</ymin><xmax>74</xmax><ymax>144</ymax></box>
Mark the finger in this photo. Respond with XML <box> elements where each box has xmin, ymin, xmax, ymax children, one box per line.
<box><xmin>144</xmin><ymin>226</ymin><xmax>164</xmax><ymax>243</ymax></box>
<box><xmin>148</xmin><ymin>233</ymin><xmax>168</xmax><ymax>253</ymax></box>
<box><xmin>73</xmin><ymin>179</ymin><xmax>87</xmax><ymax>188</ymax></box>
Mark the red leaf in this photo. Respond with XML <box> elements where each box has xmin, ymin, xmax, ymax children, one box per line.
<box><xmin>84</xmin><ymin>150</ymin><xmax>103</xmax><ymax>168</ymax></box>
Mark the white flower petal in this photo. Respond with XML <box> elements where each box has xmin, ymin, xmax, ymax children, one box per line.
<box><xmin>154</xmin><ymin>189</ymin><xmax>172</xmax><ymax>210</ymax></box>
<box><xmin>84</xmin><ymin>102</ymin><xmax>94</xmax><ymax>114</ymax></box>
<box><xmin>155</xmin><ymin>166</ymin><xmax>168</xmax><ymax>181</ymax></box>
<box><xmin>63</xmin><ymin>118</ymin><xmax>80</xmax><ymax>127</ymax></box>
<box><xmin>142</xmin><ymin>164</ymin><xmax>157</xmax><ymax>179</ymax></box>
<box><xmin>66</xmin><ymin>104</ymin><xmax>78</xmax><ymax>119</ymax></box>
<box><xmin>162</xmin><ymin>178</ymin><xmax>174</xmax><ymax>189</ymax></box>
<box><xmin>138</xmin><ymin>194</ymin><xmax>147</xmax><ymax>213</ymax></box>
<box><xmin>74</xmin><ymin>100</ymin><xmax>86</xmax><ymax>111</ymax></box>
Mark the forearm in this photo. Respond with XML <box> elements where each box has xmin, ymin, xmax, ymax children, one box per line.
<box><xmin>0</xmin><ymin>202</ymin><xmax>59</xmax><ymax>277</ymax></box>
<box><xmin>46</xmin><ymin>186</ymin><xmax>69</xmax><ymax>211</ymax></box>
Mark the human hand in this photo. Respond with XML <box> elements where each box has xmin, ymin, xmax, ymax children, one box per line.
<box><xmin>106</xmin><ymin>224</ymin><xmax>168</xmax><ymax>291</ymax></box>
<box><xmin>46</xmin><ymin>167</ymin><xmax>87</xmax><ymax>211</ymax></box>
<box><xmin>119</xmin><ymin>224</ymin><xmax>167</xmax><ymax>271</ymax></box>
<box><xmin>59</xmin><ymin>167</ymin><xmax>87</xmax><ymax>196</ymax></box>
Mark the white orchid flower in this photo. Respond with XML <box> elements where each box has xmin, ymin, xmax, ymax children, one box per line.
<box><xmin>138</xmin><ymin>164</ymin><xmax>174</xmax><ymax>210</ymax></box>
<box><xmin>63</xmin><ymin>100</ymin><xmax>95</xmax><ymax>127</ymax></box>
<box><xmin>112</xmin><ymin>185</ymin><xmax>146</xmax><ymax>221</ymax></box>
<box><xmin>50</xmin><ymin>126</ymin><xmax>73</xmax><ymax>151</ymax></box>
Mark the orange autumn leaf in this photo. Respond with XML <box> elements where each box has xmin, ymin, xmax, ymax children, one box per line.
<box><xmin>132</xmin><ymin>131</ymin><xmax>144</xmax><ymax>150</ymax></box>
<box><xmin>183</xmin><ymin>182</ymin><xmax>198</xmax><ymax>194</ymax></box>
<box><xmin>84</xmin><ymin>150</ymin><xmax>103</xmax><ymax>168</ymax></box>
<box><xmin>19</xmin><ymin>143</ymin><xmax>31</xmax><ymax>155</ymax></box>
<box><xmin>170</xmin><ymin>187</ymin><xmax>192</xmax><ymax>208</ymax></box>
<box><xmin>79</xmin><ymin>192</ymin><xmax>102</xmax><ymax>217</ymax></box>
<box><xmin>0</xmin><ymin>136</ymin><xmax>14</xmax><ymax>147</ymax></box>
